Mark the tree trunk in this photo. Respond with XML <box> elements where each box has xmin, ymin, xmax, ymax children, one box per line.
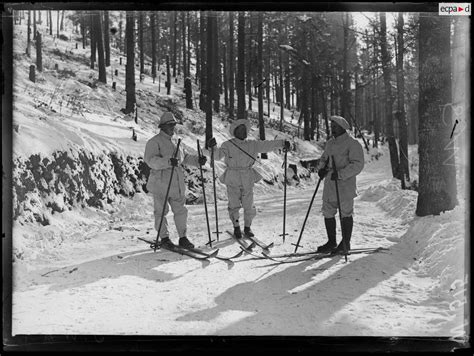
<box><xmin>228</xmin><ymin>12</ymin><xmax>235</xmax><ymax>119</ymax></box>
<box><xmin>279</xmin><ymin>49</ymin><xmax>284</xmax><ymax>131</ymax></box>
<box><xmin>181</xmin><ymin>11</ymin><xmax>187</xmax><ymax>78</ymax></box>
<box><xmin>57</xmin><ymin>10</ymin><xmax>60</xmax><ymax>38</ymax></box>
<box><xmin>36</xmin><ymin>32</ymin><xmax>42</xmax><ymax>72</ymax></box>
<box><xmin>213</xmin><ymin>15</ymin><xmax>220</xmax><ymax>113</ymax></box>
<box><xmin>49</xmin><ymin>11</ymin><xmax>52</xmax><ymax>36</ymax></box>
<box><xmin>26</xmin><ymin>11</ymin><xmax>31</xmax><ymax>56</ymax></box>
<box><xmin>166</xmin><ymin>54</ymin><xmax>171</xmax><ymax>95</ymax></box>
<box><xmin>246</xmin><ymin>15</ymin><xmax>253</xmax><ymax>112</ymax></box>
<box><xmin>33</xmin><ymin>11</ymin><xmax>36</xmax><ymax>40</ymax></box>
<box><xmin>151</xmin><ymin>12</ymin><xmax>157</xmax><ymax>80</ymax></box>
<box><xmin>206</xmin><ymin>12</ymin><xmax>214</xmax><ymax>144</ymax></box>
<box><xmin>257</xmin><ymin>13</ymin><xmax>267</xmax><ymax>158</ymax></box>
<box><xmin>187</xmin><ymin>12</ymin><xmax>191</xmax><ymax>77</ymax></box>
<box><xmin>396</xmin><ymin>13</ymin><xmax>409</xmax><ymax>184</ymax></box>
<box><xmin>416</xmin><ymin>14</ymin><xmax>457</xmax><ymax>216</ymax></box>
<box><xmin>172</xmin><ymin>11</ymin><xmax>177</xmax><ymax>78</ymax></box>
<box><xmin>81</xmin><ymin>12</ymin><xmax>86</xmax><ymax>48</ymax></box>
<box><xmin>104</xmin><ymin>11</ymin><xmax>110</xmax><ymax>67</ymax></box>
<box><xmin>60</xmin><ymin>10</ymin><xmax>65</xmax><ymax>31</ymax></box>
<box><xmin>199</xmin><ymin>12</ymin><xmax>207</xmax><ymax>111</ymax></box>
<box><xmin>380</xmin><ymin>12</ymin><xmax>400</xmax><ymax>178</ymax></box>
<box><xmin>237</xmin><ymin>11</ymin><xmax>246</xmax><ymax>120</ymax></box>
<box><xmin>341</xmin><ymin>13</ymin><xmax>350</xmax><ymax>119</ymax></box>
<box><xmin>90</xmin><ymin>13</ymin><xmax>96</xmax><ymax>69</ymax></box>
<box><xmin>94</xmin><ymin>11</ymin><xmax>107</xmax><ymax>83</ymax></box>
<box><xmin>223</xmin><ymin>44</ymin><xmax>229</xmax><ymax>108</ymax></box>
<box><xmin>125</xmin><ymin>11</ymin><xmax>136</xmax><ymax>114</ymax></box>
<box><xmin>139</xmin><ymin>12</ymin><xmax>144</xmax><ymax>75</ymax></box>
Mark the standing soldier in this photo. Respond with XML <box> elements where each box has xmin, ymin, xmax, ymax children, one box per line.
<box><xmin>207</xmin><ymin>119</ymin><xmax>290</xmax><ymax>239</ymax></box>
<box><xmin>144</xmin><ymin>112</ymin><xmax>207</xmax><ymax>249</ymax></box>
<box><xmin>316</xmin><ymin>115</ymin><xmax>364</xmax><ymax>254</ymax></box>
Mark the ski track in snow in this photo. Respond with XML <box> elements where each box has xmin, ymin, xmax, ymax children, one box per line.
<box><xmin>12</xmin><ymin>155</ymin><xmax>466</xmax><ymax>337</ymax></box>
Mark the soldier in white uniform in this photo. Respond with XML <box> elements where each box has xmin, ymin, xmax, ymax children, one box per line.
<box><xmin>207</xmin><ymin>119</ymin><xmax>290</xmax><ymax>239</ymax></box>
<box><xmin>144</xmin><ymin>112</ymin><xmax>206</xmax><ymax>249</ymax></box>
<box><xmin>316</xmin><ymin>115</ymin><xmax>364</xmax><ymax>254</ymax></box>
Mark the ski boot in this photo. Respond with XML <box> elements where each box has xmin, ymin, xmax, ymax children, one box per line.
<box><xmin>233</xmin><ymin>226</ymin><xmax>243</xmax><ymax>239</ymax></box>
<box><xmin>317</xmin><ymin>217</ymin><xmax>337</xmax><ymax>253</ymax></box>
<box><xmin>244</xmin><ymin>226</ymin><xmax>254</xmax><ymax>238</ymax></box>
<box><xmin>160</xmin><ymin>237</ymin><xmax>175</xmax><ymax>249</ymax></box>
<box><xmin>179</xmin><ymin>236</ymin><xmax>195</xmax><ymax>249</ymax></box>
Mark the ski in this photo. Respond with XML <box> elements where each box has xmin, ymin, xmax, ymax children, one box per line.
<box><xmin>226</xmin><ymin>230</ymin><xmax>257</xmax><ymax>254</ymax></box>
<box><xmin>262</xmin><ymin>247</ymin><xmax>388</xmax><ymax>265</ymax></box>
<box><xmin>185</xmin><ymin>246</ymin><xmax>244</xmax><ymax>262</ymax></box>
<box><xmin>243</xmin><ymin>234</ymin><xmax>274</xmax><ymax>252</ymax></box>
<box><xmin>261</xmin><ymin>246</ymin><xmax>389</xmax><ymax>260</ymax></box>
<box><xmin>137</xmin><ymin>237</ymin><xmax>217</xmax><ymax>261</ymax></box>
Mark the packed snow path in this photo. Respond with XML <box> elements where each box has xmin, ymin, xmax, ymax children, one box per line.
<box><xmin>12</xmin><ymin>156</ymin><xmax>465</xmax><ymax>337</ymax></box>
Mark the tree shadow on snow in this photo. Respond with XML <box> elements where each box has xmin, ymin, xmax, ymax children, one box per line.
<box><xmin>177</xmin><ymin>241</ymin><xmax>406</xmax><ymax>336</ymax></box>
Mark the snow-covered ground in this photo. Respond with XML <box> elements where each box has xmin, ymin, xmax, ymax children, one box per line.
<box><xmin>8</xmin><ymin>12</ymin><xmax>469</xmax><ymax>342</ymax></box>
<box><xmin>11</xmin><ymin>144</ymin><xmax>468</xmax><ymax>338</ymax></box>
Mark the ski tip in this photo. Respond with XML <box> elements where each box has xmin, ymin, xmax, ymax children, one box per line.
<box><xmin>210</xmin><ymin>249</ymin><xmax>219</xmax><ymax>258</ymax></box>
<box><xmin>233</xmin><ymin>250</ymin><xmax>244</xmax><ymax>259</ymax></box>
<box><xmin>266</xmin><ymin>242</ymin><xmax>274</xmax><ymax>249</ymax></box>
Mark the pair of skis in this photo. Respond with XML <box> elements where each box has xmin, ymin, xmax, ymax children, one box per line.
<box><xmin>138</xmin><ymin>237</ymin><xmax>243</xmax><ymax>265</ymax></box>
<box><xmin>226</xmin><ymin>230</ymin><xmax>274</xmax><ymax>255</ymax></box>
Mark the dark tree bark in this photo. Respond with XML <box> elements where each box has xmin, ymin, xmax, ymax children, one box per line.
<box><xmin>396</xmin><ymin>13</ymin><xmax>410</xmax><ymax>184</ymax></box>
<box><xmin>57</xmin><ymin>10</ymin><xmax>60</xmax><ymax>37</ymax></box>
<box><xmin>206</xmin><ymin>12</ymin><xmax>214</xmax><ymax>144</ymax></box>
<box><xmin>26</xmin><ymin>11</ymin><xmax>31</xmax><ymax>56</ymax></box>
<box><xmin>237</xmin><ymin>11</ymin><xmax>246</xmax><ymax>120</ymax></box>
<box><xmin>80</xmin><ymin>12</ymin><xmax>86</xmax><ymax>49</ymax></box>
<box><xmin>199</xmin><ymin>12</ymin><xmax>207</xmax><ymax>111</ymax></box>
<box><xmin>341</xmin><ymin>12</ymin><xmax>350</xmax><ymax>119</ymax></box>
<box><xmin>246</xmin><ymin>15</ymin><xmax>253</xmax><ymax>112</ymax></box>
<box><xmin>94</xmin><ymin>11</ymin><xmax>107</xmax><ymax>83</ymax></box>
<box><xmin>166</xmin><ymin>54</ymin><xmax>171</xmax><ymax>95</ymax></box>
<box><xmin>416</xmin><ymin>14</ymin><xmax>457</xmax><ymax>216</ymax></box>
<box><xmin>104</xmin><ymin>11</ymin><xmax>110</xmax><ymax>67</ymax></box>
<box><xmin>139</xmin><ymin>12</ymin><xmax>144</xmax><ymax>76</ymax></box>
<box><xmin>380</xmin><ymin>12</ymin><xmax>400</xmax><ymax>178</ymax></box>
<box><xmin>257</xmin><ymin>13</ymin><xmax>267</xmax><ymax>158</ymax></box>
<box><xmin>181</xmin><ymin>11</ymin><xmax>187</xmax><ymax>78</ymax></box>
<box><xmin>33</xmin><ymin>11</ymin><xmax>36</xmax><ymax>40</ymax></box>
<box><xmin>90</xmin><ymin>13</ymin><xmax>96</xmax><ymax>69</ymax></box>
<box><xmin>36</xmin><ymin>32</ymin><xmax>42</xmax><ymax>72</ymax></box>
<box><xmin>60</xmin><ymin>10</ymin><xmax>65</xmax><ymax>31</ymax></box>
<box><xmin>279</xmin><ymin>49</ymin><xmax>284</xmax><ymax>131</ymax></box>
<box><xmin>187</xmin><ymin>12</ymin><xmax>191</xmax><ymax>77</ymax></box>
<box><xmin>151</xmin><ymin>12</ymin><xmax>157</xmax><ymax>80</ymax></box>
<box><xmin>228</xmin><ymin>11</ymin><xmax>235</xmax><ymax>119</ymax></box>
<box><xmin>223</xmin><ymin>44</ymin><xmax>229</xmax><ymax>108</ymax></box>
<box><xmin>49</xmin><ymin>11</ymin><xmax>52</xmax><ymax>36</ymax></box>
<box><xmin>124</xmin><ymin>11</ymin><xmax>136</xmax><ymax>114</ymax></box>
<box><xmin>172</xmin><ymin>12</ymin><xmax>177</xmax><ymax>78</ymax></box>
<box><xmin>213</xmin><ymin>15</ymin><xmax>220</xmax><ymax>113</ymax></box>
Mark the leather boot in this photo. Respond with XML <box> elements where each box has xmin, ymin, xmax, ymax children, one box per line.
<box><xmin>317</xmin><ymin>217</ymin><xmax>337</xmax><ymax>253</ymax></box>
<box><xmin>332</xmin><ymin>216</ymin><xmax>353</xmax><ymax>254</ymax></box>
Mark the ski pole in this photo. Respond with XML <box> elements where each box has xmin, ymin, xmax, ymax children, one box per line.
<box><xmin>210</xmin><ymin>146</ymin><xmax>220</xmax><ymax>241</ymax></box>
<box><xmin>279</xmin><ymin>147</ymin><xmax>288</xmax><ymax>242</ymax></box>
<box><xmin>292</xmin><ymin>157</ymin><xmax>328</xmax><ymax>253</ymax></box>
<box><xmin>198</xmin><ymin>140</ymin><xmax>214</xmax><ymax>248</ymax></box>
<box><xmin>331</xmin><ymin>155</ymin><xmax>348</xmax><ymax>262</ymax></box>
<box><xmin>292</xmin><ymin>176</ymin><xmax>323</xmax><ymax>253</ymax></box>
<box><xmin>153</xmin><ymin>138</ymin><xmax>182</xmax><ymax>252</ymax></box>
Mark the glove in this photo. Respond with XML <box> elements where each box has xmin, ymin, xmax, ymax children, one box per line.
<box><xmin>330</xmin><ymin>171</ymin><xmax>339</xmax><ymax>181</ymax></box>
<box><xmin>207</xmin><ymin>137</ymin><xmax>217</xmax><ymax>148</ymax></box>
<box><xmin>318</xmin><ymin>168</ymin><xmax>328</xmax><ymax>179</ymax></box>
<box><xmin>169</xmin><ymin>157</ymin><xmax>179</xmax><ymax>167</ymax></box>
<box><xmin>198</xmin><ymin>155</ymin><xmax>207</xmax><ymax>166</ymax></box>
<box><xmin>283</xmin><ymin>140</ymin><xmax>291</xmax><ymax>151</ymax></box>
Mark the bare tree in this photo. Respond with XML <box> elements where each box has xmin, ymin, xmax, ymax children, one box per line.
<box><xmin>228</xmin><ymin>11</ymin><xmax>235</xmax><ymax>119</ymax></box>
<box><xmin>124</xmin><ymin>11</ymin><xmax>136</xmax><ymax>114</ymax></box>
<box><xmin>237</xmin><ymin>11</ymin><xmax>246</xmax><ymax>120</ymax></box>
<box><xmin>416</xmin><ymin>14</ymin><xmax>457</xmax><ymax>216</ymax></box>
